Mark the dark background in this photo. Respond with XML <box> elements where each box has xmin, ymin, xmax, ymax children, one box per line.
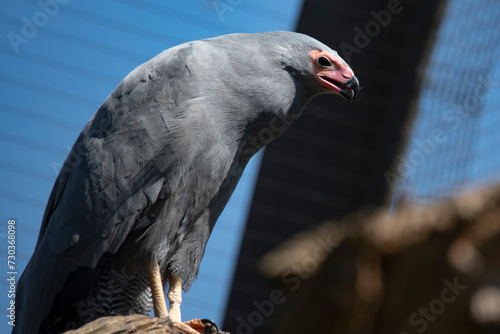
<box><xmin>223</xmin><ymin>0</ymin><xmax>443</xmax><ymax>332</ymax></box>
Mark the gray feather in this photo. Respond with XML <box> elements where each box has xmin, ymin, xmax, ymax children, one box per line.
<box><xmin>14</xmin><ymin>31</ymin><xmax>349</xmax><ymax>334</ymax></box>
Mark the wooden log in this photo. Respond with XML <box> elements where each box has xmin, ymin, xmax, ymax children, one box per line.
<box><xmin>64</xmin><ymin>314</ymin><xmax>181</xmax><ymax>334</ymax></box>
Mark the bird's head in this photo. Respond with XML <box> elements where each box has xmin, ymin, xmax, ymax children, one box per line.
<box><xmin>308</xmin><ymin>49</ymin><xmax>360</xmax><ymax>102</ymax></box>
<box><xmin>202</xmin><ymin>31</ymin><xmax>360</xmax><ymax>121</ymax></box>
<box><xmin>268</xmin><ymin>32</ymin><xmax>360</xmax><ymax>103</ymax></box>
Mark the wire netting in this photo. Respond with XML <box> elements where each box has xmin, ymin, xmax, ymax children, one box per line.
<box><xmin>392</xmin><ymin>0</ymin><xmax>500</xmax><ymax>204</ymax></box>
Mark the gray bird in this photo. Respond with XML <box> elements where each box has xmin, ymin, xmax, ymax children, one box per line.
<box><xmin>14</xmin><ymin>31</ymin><xmax>359</xmax><ymax>334</ymax></box>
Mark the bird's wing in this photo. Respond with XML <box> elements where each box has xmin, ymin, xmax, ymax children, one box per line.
<box><xmin>44</xmin><ymin>42</ymin><xmax>203</xmax><ymax>257</ymax></box>
<box><xmin>15</xmin><ymin>42</ymin><xmax>203</xmax><ymax>333</ymax></box>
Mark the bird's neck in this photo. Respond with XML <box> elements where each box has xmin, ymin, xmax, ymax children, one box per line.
<box><xmin>237</xmin><ymin>91</ymin><xmax>311</xmax><ymax>163</ymax></box>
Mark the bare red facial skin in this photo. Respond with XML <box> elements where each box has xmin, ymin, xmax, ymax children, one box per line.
<box><xmin>309</xmin><ymin>50</ymin><xmax>355</xmax><ymax>94</ymax></box>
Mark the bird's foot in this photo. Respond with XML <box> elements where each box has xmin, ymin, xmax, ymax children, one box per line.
<box><xmin>172</xmin><ymin>318</ymin><xmax>228</xmax><ymax>334</ymax></box>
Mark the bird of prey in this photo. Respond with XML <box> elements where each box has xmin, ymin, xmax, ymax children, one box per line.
<box><xmin>14</xmin><ymin>31</ymin><xmax>359</xmax><ymax>334</ymax></box>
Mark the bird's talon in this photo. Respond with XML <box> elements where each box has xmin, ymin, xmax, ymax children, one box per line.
<box><xmin>173</xmin><ymin>318</ymin><xmax>225</xmax><ymax>334</ymax></box>
<box><xmin>201</xmin><ymin>318</ymin><xmax>218</xmax><ymax>334</ymax></box>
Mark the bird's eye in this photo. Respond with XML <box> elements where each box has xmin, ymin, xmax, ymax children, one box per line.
<box><xmin>317</xmin><ymin>56</ymin><xmax>331</xmax><ymax>67</ymax></box>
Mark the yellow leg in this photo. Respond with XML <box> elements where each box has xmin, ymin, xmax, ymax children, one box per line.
<box><xmin>167</xmin><ymin>273</ymin><xmax>214</xmax><ymax>334</ymax></box>
<box><xmin>167</xmin><ymin>273</ymin><xmax>183</xmax><ymax>322</ymax></box>
<box><xmin>144</xmin><ymin>260</ymin><xmax>168</xmax><ymax>318</ymax></box>
<box><xmin>145</xmin><ymin>263</ymin><xmax>219</xmax><ymax>333</ymax></box>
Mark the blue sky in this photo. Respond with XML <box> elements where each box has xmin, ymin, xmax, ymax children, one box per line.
<box><xmin>0</xmin><ymin>0</ymin><xmax>303</xmax><ymax>332</ymax></box>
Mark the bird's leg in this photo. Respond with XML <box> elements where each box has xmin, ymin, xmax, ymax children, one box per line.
<box><xmin>167</xmin><ymin>272</ymin><xmax>222</xmax><ymax>334</ymax></box>
<box><xmin>144</xmin><ymin>259</ymin><xmax>169</xmax><ymax>318</ymax></box>
<box><xmin>167</xmin><ymin>273</ymin><xmax>183</xmax><ymax>322</ymax></box>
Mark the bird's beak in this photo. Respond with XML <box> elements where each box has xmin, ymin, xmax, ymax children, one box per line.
<box><xmin>317</xmin><ymin>72</ymin><xmax>360</xmax><ymax>102</ymax></box>
<box><xmin>338</xmin><ymin>76</ymin><xmax>360</xmax><ymax>102</ymax></box>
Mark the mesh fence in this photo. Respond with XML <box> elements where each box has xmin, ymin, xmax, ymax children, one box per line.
<box><xmin>392</xmin><ymin>0</ymin><xmax>500</xmax><ymax>204</ymax></box>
